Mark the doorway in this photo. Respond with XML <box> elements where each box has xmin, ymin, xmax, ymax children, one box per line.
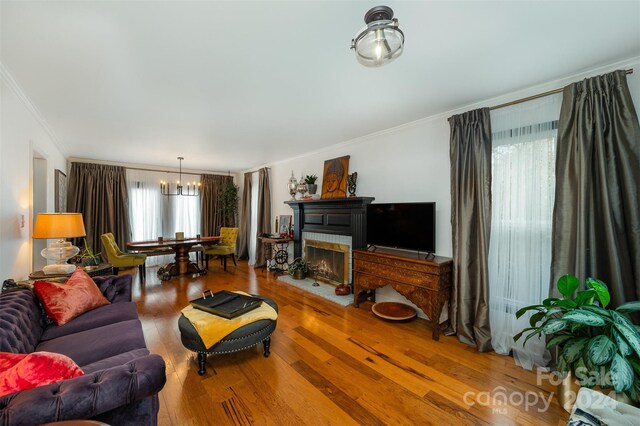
<box><xmin>32</xmin><ymin>155</ymin><xmax>47</xmax><ymax>271</ymax></box>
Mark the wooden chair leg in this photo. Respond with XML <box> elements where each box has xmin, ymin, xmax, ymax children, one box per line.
<box><xmin>223</xmin><ymin>255</ymin><xmax>227</xmax><ymax>271</ymax></box>
<box><xmin>138</xmin><ymin>264</ymin><xmax>145</xmax><ymax>283</ymax></box>
<box><xmin>231</xmin><ymin>254</ymin><xmax>237</xmax><ymax>266</ymax></box>
<box><xmin>113</xmin><ymin>267</ymin><xmax>120</xmax><ymax>274</ymax></box>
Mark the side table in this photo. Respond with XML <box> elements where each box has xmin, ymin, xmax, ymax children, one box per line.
<box><xmin>29</xmin><ymin>263</ymin><xmax>114</xmax><ymax>280</ymax></box>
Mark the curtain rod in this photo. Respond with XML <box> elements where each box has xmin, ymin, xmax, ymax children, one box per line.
<box><xmin>489</xmin><ymin>68</ymin><xmax>634</xmax><ymax>111</ymax></box>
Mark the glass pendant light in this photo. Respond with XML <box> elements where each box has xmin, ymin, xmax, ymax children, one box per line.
<box><xmin>351</xmin><ymin>6</ymin><xmax>404</xmax><ymax>67</ymax></box>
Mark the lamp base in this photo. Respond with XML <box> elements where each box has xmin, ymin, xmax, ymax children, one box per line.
<box><xmin>42</xmin><ymin>264</ymin><xmax>76</xmax><ymax>275</ymax></box>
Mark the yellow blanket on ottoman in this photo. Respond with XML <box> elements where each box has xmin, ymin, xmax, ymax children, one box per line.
<box><xmin>181</xmin><ymin>291</ymin><xmax>278</xmax><ymax>348</ymax></box>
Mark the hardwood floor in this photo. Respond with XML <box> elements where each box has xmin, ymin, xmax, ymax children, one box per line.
<box><xmin>127</xmin><ymin>261</ymin><xmax>569</xmax><ymax>425</ymax></box>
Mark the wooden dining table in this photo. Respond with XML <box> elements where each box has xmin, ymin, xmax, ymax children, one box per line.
<box><xmin>127</xmin><ymin>236</ymin><xmax>222</xmax><ymax>279</ymax></box>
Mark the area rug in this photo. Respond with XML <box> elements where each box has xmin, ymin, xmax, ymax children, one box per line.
<box><xmin>277</xmin><ymin>275</ymin><xmax>352</xmax><ymax>307</ymax></box>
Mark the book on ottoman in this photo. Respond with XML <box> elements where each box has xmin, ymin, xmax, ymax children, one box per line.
<box><xmin>190</xmin><ymin>290</ymin><xmax>263</xmax><ymax>319</ymax></box>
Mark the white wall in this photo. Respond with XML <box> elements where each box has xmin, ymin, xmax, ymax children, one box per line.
<box><xmin>1</xmin><ymin>69</ymin><xmax>67</xmax><ymax>280</ymax></box>
<box><xmin>246</xmin><ymin>57</ymin><xmax>640</xmax><ymax>319</ymax></box>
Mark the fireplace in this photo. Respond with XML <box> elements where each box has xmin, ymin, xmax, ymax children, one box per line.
<box><xmin>304</xmin><ymin>239</ymin><xmax>349</xmax><ymax>286</ymax></box>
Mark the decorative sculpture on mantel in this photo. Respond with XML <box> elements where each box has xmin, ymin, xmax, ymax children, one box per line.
<box><xmin>347</xmin><ymin>172</ymin><xmax>358</xmax><ymax>197</ymax></box>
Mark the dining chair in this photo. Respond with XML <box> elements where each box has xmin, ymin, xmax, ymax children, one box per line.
<box><xmin>204</xmin><ymin>227</ymin><xmax>238</xmax><ymax>271</ymax></box>
<box><xmin>100</xmin><ymin>232</ymin><xmax>147</xmax><ymax>282</ymax></box>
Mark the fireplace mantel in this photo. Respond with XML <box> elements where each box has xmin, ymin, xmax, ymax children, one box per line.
<box><xmin>285</xmin><ymin>197</ymin><xmax>374</xmax><ymax>259</ymax></box>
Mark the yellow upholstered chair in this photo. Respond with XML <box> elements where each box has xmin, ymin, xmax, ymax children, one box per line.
<box><xmin>100</xmin><ymin>232</ymin><xmax>147</xmax><ymax>282</ymax></box>
<box><xmin>204</xmin><ymin>227</ymin><xmax>238</xmax><ymax>271</ymax></box>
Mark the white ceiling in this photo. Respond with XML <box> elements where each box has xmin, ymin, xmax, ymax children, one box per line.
<box><xmin>2</xmin><ymin>1</ymin><xmax>639</xmax><ymax>172</ymax></box>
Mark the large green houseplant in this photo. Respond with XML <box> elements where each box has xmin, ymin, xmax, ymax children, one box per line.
<box><xmin>514</xmin><ymin>274</ymin><xmax>640</xmax><ymax>401</ymax></box>
<box><xmin>219</xmin><ymin>180</ymin><xmax>239</xmax><ymax>227</ymax></box>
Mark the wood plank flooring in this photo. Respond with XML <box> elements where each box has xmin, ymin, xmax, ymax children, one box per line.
<box><xmin>126</xmin><ymin>261</ymin><xmax>569</xmax><ymax>425</ymax></box>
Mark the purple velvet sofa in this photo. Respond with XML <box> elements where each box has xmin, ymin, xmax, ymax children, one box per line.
<box><xmin>0</xmin><ymin>275</ymin><xmax>166</xmax><ymax>426</ymax></box>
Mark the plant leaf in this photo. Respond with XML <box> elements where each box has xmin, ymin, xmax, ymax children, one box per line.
<box><xmin>588</xmin><ymin>335</ymin><xmax>616</xmax><ymax>365</ymax></box>
<box><xmin>613</xmin><ymin>329</ymin><xmax>633</xmax><ymax>357</ymax></box>
<box><xmin>513</xmin><ymin>327</ymin><xmax>535</xmax><ymax>342</ymax></box>
<box><xmin>546</xmin><ymin>334</ymin><xmax>573</xmax><ymax>350</ymax></box>
<box><xmin>611</xmin><ymin>311</ymin><xmax>640</xmax><ymax>358</ymax></box>
<box><xmin>574</xmin><ymin>290</ymin><xmax>596</xmax><ymax>306</ymax></box>
<box><xmin>628</xmin><ymin>358</ymin><xmax>640</xmax><ymax>376</ymax></box>
<box><xmin>616</xmin><ymin>301</ymin><xmax>640</xmax><ymax>313</ymax></box>
<box><xmin>515</xmin><ymin>305</ymin><xmax>543</xmax><ymax>319</ymax></box>
<box><xmin>580</xmin><ymin>305</ymin><xmax>612</xmax><ymax>318</ymax></box>
<box><xmin>561</xmin><ymin>310</ymin><xmax>607</xmax><ymax>326</ymax></box>
<box><xmin>554</xmin><ymin>355</ymin><xmax>569</xmax><ymax>379</ymax></box>
<box><xmin>542</xmin><ymin>297</ymin><xmax>559</xmax><ymax>307</ymax></box>
<box><xmin>562</xmin><ymin>337</ymin><xmax>590</xmax><ymax>363</ymax></box>
<box><xmin>610</xmin><ymin>354</ymin><xmax>634</xmax><ymax>393</ymax></box>
<box><xmin>585</xmin><ymin>277</ymin><xmax>611</xmax><ymax>308</ymax></box>
<box><xmin>529</xmin><ymin>311</ymin><xmax>547</xmax><ymax>327</ymax></box>
<box><xmin>541</xmin><ymin>319</ymin><xmax>567</xmax><ymax>334</ymax></box>
<box><xmin>557</xmin><ymin>274</ymin><xmax>579</xmax><ymax>298</ymax></box>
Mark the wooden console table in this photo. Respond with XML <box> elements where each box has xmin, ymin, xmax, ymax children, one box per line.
<box><xmin>352</xmin><ymin>248</ymin><xmax>452</xmax><ymax>340</ymax></box>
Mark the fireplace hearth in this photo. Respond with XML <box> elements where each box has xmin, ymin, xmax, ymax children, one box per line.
<box><xmin>304</xmin><ymin>239</ymin><xmax>349</xmax><ymax>286</ymax></box>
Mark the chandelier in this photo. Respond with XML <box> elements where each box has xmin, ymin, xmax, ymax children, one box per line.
<box><xmin>160</xmin><ymin>157</ymin><xmax>200</xmax><ymax>197</ymax></box>
<box><xmin>351</xmin><ymin>5</ymin><xmax>404</xmax><ymax>67</ymax></box>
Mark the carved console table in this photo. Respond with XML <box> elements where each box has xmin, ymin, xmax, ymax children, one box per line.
<box><xmin>352</xmin><ymin>248</ymin><xmax>452</xmax><ymax>340</ymax></box>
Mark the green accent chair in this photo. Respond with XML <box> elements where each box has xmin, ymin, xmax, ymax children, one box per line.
<box><xmin>204</xmin><ymin>227</ymin><xmax>238</xmax><ymax>271</ymax></box>
<box><xmin>101</xmin><ymin>232</ymin><xmax>147</xmax><ymax>282</ymax></box>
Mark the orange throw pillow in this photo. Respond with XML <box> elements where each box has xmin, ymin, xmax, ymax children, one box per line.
<box><xmin>34</xmin><ymin>268</ymin><xmax>110</xmax><ymax>326</ymax></box>
<box><xmin>0</xmin><ymin>351</ymin><xmax>84</xmax><ymax>397</ymax></box>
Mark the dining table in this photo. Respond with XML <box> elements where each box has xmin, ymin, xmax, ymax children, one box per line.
<box><xmin>127</xmin><ymin>236</ymin><xmax>222</xmax><ymax>280</ymax></box>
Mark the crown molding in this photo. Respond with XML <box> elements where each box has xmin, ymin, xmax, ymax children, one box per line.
<box><xmin>0</xmin><ymin>62</ymin><xmax>68</xmax><ymax>156</ymax></box>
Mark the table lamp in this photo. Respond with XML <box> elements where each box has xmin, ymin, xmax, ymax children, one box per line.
<box><xmin>33</xmin><ymin>213</ymin><xmax>87</xmax><ymax>274</ymax></box>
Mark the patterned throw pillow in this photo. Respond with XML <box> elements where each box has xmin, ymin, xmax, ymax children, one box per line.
<box><xmin>0</xmin><ymin>351</ymin><xmax>84</xmax><ymax>397</ymax></box>
<box><xmin>34</xmin><ymin>268</ymin><xmax>110</xmax><ymax>325</ymax></box>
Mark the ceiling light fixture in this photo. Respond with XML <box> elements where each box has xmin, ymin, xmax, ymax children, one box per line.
<box><xmin>160</xmin><ymin>157</ymin><xmax>200</xmax><ymax>197</ymax></box>
<box><xmin>351</xmin><ymin>5</ymin><xmax>404</xmax><ymax>67</ymax></box>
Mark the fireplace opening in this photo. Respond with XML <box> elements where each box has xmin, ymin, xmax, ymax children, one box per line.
<box><xmin>303</xmin><ymin>239</ymin><xmax>349</xmax><ymax>286</ymax></box>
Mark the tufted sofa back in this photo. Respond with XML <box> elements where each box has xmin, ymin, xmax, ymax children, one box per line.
<box><xmin>0</xmin><ymin>289</ymin><xmax>45</xmax><ymax>353</ymax></box>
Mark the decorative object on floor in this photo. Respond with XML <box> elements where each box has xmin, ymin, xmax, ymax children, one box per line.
<box><xmin>277</xmin><ymin>274</ymin><xmax>352</xmax><ymax>307</ymax></box>
<box><xmin>351</xmin><ymin>5</ymin><xmax>404</xmax><ymax>67</ymax></box>
<box><xmin>179</xmin><ymin>292</ymin><xmax>278</xmax><ymax>375</ymax></box>
<box><xmin>321</xmin><ymin>155</ymin><xmax>350</xmax><ymax>199</ymax></box>
<box><xmin>288</xmin><ymin>257</ymin><xmax>308</xmax><ymax>280</ymax></box>
<box><xmin>514</xmin><ymin>274</ymin><xmax>640</xmax><ymax>409</ymax></box>
<box><xmin>372</xmin><ymin>302</ymin><xmax>417</xmax><ymax>321</ymax></box>
<box><xmin>567</xmin><ymin>387</ymin><xmax>640</xmax><ymax>425</ymax></box>
<box><xmin>160</xmin><ymin>157</ymin><xmax>200</xmax><ymax>197</ymax></box>
<box><xmin>304</xmin><ymin>174</ymin><xmax>318</xmax><ymax>195</ymax></box>
<box><xmin>335</xmin><ymin>283</ymin><xmax>350</xmax><ymax>296</ymax></box>
<box><xmin>54</xmin><ymin>169</ymin><xmax>67</xmax><ymax>212</ymax></box>
<box><xmin>287</xmin><ymin>171</ymin><xmax>298</xmax><ymax>200</ymax></box>
<box><xmin>33</xmin><ymin>213</ymin><xmax>87</xmax><ymax>275</ymax></box>
<box><xmin>347</xmin><ymin>172</ymin><xmax>358</xmax><ymax>197</ymax></box>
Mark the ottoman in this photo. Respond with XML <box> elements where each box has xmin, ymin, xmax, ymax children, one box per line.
<box><xmin>178</xmin><ymin>294</ymin><xmax>278</xmax><ymax>375</ymax></box>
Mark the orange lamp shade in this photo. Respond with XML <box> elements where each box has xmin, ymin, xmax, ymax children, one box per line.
<box><xmin>33</xmin><ymin>213</ymin><xmax>87</xmax><ymax>239</ymax></box>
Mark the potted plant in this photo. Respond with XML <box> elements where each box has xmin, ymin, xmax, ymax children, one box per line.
<box><xmin>219</xmin><ymin>180</ymin><xmax>239</xmax><ymax>227</ymax></box>
<box><xmin>79</xmin><ymin>238</ymin><xmax>101</xmax><ymax>266</ymax></box>
<box><xmin>288</xmin><ymin>257</ymin><xmax>308</xmax><ymax>280</ymax></box>
<box><xmin>514</xmin><ymin>274</ymin><xmax>640</xmax><ymax>408</ymax></box>
<box><xmin>304</xmin><ymin>174</ymin><xmax>318</xmax><ymax>195</ymax></box>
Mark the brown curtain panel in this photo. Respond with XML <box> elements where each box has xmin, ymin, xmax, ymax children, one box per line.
<box><xmin>254</xmin><ymin>168</ymin><xmax>271</xmax><ymax>267</ymax></box>
<box><xmin>237</xmin><ymin>172</ymin><xmax>252</xmax><ymax>260</ymax></box>
<box><xmin>447</xmin><ymin>108</ymin><xmax>493</xmax><ymax>352</ymax></box>
<box><xmin>551</xmin><ymin>70</ymin><xmax>640</xmax><ymax>305</ymax></box>
<box><xmin>201</xmin><ymin>174</ymin><xmax>233</xmax><ymax>236</ymax></box>
<box><xmin>67</xmin><ymin>162</ymin><xmax>130</xmax><ymax>255</ymax></box>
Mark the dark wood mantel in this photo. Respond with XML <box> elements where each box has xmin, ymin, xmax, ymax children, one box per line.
<box><xmin>284</xmin><ymin>197</ymin><xmax>374</xmax><ymax>259</ymax></box>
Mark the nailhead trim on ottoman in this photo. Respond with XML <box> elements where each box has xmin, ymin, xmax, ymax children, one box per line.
<box><xmin>178</xmin><ymin>294</ymin><xmax>278</xmax><ymax>375</ymax></box>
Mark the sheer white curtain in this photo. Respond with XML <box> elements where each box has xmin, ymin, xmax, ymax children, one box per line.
<box><xmin>126</xmin><ymin>169</ymin><xmax>201</xmax><ymax>266</ymax></box>
<box><xmin>488</xmin><ymin>94</ymin><xmax>562</xmax><ymax>370</ymax></box>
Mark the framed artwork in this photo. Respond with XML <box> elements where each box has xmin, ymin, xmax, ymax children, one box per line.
<box><xmin>55</xmin><ymin>169</ymin><xmax>67</xmax><ymax>213</ymax></box>
<box><xmin>279</xmin><ymin>215</ymin><xmax>292</xmax><ymax>235</ymax></box>
<box><xmin>321</xmin><ymin>155</ymin><xmax>350</xmax><ymax>199</ymax></box>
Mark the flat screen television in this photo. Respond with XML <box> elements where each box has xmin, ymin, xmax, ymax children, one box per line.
<box><xmin>366</xmin><ymin>202</ymin><xmax>436</xmax><ymax>253</ymax></box>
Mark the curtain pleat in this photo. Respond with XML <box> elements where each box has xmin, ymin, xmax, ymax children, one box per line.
<box><xmin>201</xmin><ymin>174</ymin><xmax>232</xmax><ymax>237</ymax></box>
<box><xmin>551</xmin><ymin>70</ymin><xmax>640</xmax><ymax>305</ymax></box>
<box><xmin>67</xmin><ymin>162</ymin><xmax>130</xmax><ymax>256</ymax></box>
<box><xmin>237</xmin><ymin>172</ymin><xmax>252</xmax><ymax>259</ymax></box>
<box><xmin>447</xmin><ymin>108</ymin><xmax>493</xmax><ymax>352</ymax></box>
<box><xmin>254</xmin><ymin>168</ymin><xmax>271</xmax><ymax>267</ymax></box>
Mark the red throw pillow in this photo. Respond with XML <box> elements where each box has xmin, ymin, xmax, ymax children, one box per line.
<box><xmin>34</xmin><ymin>268</ymin><xmax>110</xmax><ymax>325</ymax></box>
<box><xmin>0</xmin><ymin>351</ymin><xmax>84</xmax><ymax>397</ymax></box>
